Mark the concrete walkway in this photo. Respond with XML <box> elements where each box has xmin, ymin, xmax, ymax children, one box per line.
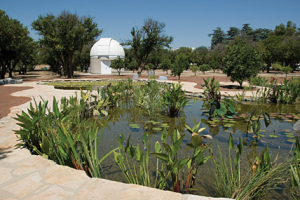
<box><xmin>0</xmin><ymin>81</ymin><xmax>233</xmax><ymax>200</ymax></box>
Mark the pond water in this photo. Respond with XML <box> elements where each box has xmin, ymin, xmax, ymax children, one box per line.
<box><xmin>93</xmin><ymin>98</ymin><xmax>300</xmax><ymax>199</ymax></box>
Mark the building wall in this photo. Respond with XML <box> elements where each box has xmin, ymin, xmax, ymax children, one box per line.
<box><xmin>90</xmin><ymin>57</ymin><xmax>101</xmax><ymax>74</ymax></box>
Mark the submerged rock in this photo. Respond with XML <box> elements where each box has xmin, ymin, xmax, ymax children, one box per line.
<box><xmin>294</xmin><ymin>119</ymin><xmax>300</xmax><ymax>132</ymax></box>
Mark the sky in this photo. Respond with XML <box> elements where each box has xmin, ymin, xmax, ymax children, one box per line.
<box><xmin>1</xmin><ymin>0</ymin><xmax>300</xmax><ymax>49</ymax></box>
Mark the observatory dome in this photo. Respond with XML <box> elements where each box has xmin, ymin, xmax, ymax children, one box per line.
<box><xmin>90</xmin><ymin>38</ymin><xmax>125</xmax><ymax>60</ymax></box>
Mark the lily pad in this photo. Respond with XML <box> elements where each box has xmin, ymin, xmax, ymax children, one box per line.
<box><xmin>285</xmin><ymin>135</ymin><xmax>295</xmax><ymax>138</ymax></box>
<box><xmin>282</xmin><ymin>129</ymin><xmax>292</xmax><ymax>132</ymax></box>
<box><xmin>260</xmin><ymin>130</ymin><xmax>267</xmax><ymax>132</ymax></box>
<box><xmin>153</xmin><ymin>127</ymin><xmax>162</xmax><ymax>131</ymax></box>
<box><xmin>287</xmin><ymin>139</ymin><xmax>296</xmax><ymax>143</ymax></box>
<box><xmin>130</xmin><ymin>124</ymin><xmax>140</xmax><ymax>128</ymax></box>
<box><xmin>269</xmin><ymin>135</ymin><xmax>278</xmax><ymax>138</ymax></box>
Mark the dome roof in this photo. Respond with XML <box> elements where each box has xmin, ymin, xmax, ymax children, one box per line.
<box><xmin>90</xmin><ymin>38</ymin><xmax>125</xmax><ymax>59</ymax></box>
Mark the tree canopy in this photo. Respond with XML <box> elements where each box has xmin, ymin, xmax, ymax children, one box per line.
<box><xmin>32</xmin><ymin>11</ymin><xmax>102</xmax><ymax>78</ymax></box>
<box><xmin>0</xmin><ymin>10</ymin><xmax>36</xmax><ymax>79</ymax></box>
<box><xmin>124</xmin><ymin>18</ymin><xmax>173</xmax><ymax>73</ymax></box>
<box><xmin>223</xmin><ymin>38</ymin><xmax>264</xmax><ymax>87</ymax></box>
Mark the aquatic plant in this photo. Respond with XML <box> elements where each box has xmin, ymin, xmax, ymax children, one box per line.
<box><xmin>290</xmin><ymin>136</ymin><xmax>300</xmax><ymax>199</ymax></box>
<box><xmin>14</xmin><ymin>95</ymin><xmax>116</xmax><ymax>178</ymax></box>
<box><xmin>203</xmin><ymin>77</ymin><xmax>221</xmax><ymax>101</ymax></box>
<box><xmin>114</xmin><ymin>130</ymin><xmax>169</xmax><ymax>189</ymax></box>
<box><xmin>162</xmin><ymin>82</ymin><xmax>189</xmax><ymax>117</ymax></box>
<box><xmin>213</xmin><ymin>133</ymin><xmax>291</xmax><ymax>199</ymax></box>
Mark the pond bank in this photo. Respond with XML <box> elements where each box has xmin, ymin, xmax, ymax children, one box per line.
<box><xmin>0</xmin><ymin>82</ymin><xmax>232</xmax><ymax>200</ymax></box>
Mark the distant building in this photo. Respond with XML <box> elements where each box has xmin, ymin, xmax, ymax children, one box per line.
<box><xmin>90</xmin><ymin>38</ymin><xmax>125</xmax><ymax>74</ymax></box>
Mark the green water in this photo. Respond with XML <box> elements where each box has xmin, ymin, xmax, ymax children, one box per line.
<box><xmin>94</xmin><ymin>98</ymin><xmax>300</xmax><ymax>199</ymax></box>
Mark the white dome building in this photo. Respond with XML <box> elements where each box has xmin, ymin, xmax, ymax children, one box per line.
<box><xmin>90</xmin><ymin>38</ymin><xmax>125</xmax><ymax>74</ymax></box>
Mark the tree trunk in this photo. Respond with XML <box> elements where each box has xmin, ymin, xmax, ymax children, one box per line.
<box><xmin>0</xmin><ymin>67</ymin><xmax>6</xmax><ymax>79</ymax></box>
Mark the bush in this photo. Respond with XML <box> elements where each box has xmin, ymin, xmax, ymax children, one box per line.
<box><xmin>199</xmin><ymin>64</ymin><xmax>211</xmax><ymax>74</ymax></box>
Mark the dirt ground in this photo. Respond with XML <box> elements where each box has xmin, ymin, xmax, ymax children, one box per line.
<box><xmin>1</xmin><ymin>69</ymin><xmax>299</xmax><ymax>119</ymax></box>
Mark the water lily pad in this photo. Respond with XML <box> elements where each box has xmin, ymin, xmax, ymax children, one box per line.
<box><xmin>130</xmin><ymin>124</ymin><xmax>140</xmax><ymax>128</ymax></box>
<box><xmin>154</xmin><ymin>121</ymin><xmax>161</xmax><ymax>124</ymax></box>
<box><xmin>260</xmin><ymin>134</ymin><xmax>265</xmax><ymax>137</ymax></box>
<box><xmin>260</xmin><ymin>130</ymin><xmax>267</xmax><ymax>132</ymax></box>
<box><xmin>282</xmin><ymin>129</ymin><xmax>292</xmax><ymax>132</ymax></box>
<box><xmin>153</xmin><ymin>127</ymin><xmax>162</xmax><ymax>131</ymax></box>
<box><xmin>269</xmin><ymin>135</ymin><xmax>278</xmax><ymax>138</ymax></box>
<box><xmin>285</xmin><ymin>119</ymin><xmax>293</xmax><ymax>122</ymax></box>
<box><xmin>210</xmin><ymin>125</ymin><xmax>217</xmax><ymax>127</ymax></box>
<box><xmin>287</xmin><ymin>139</ymin><xmax>296</xmax><ymax>143</ymax></box>
<box><xmin>213</xmin><ymin>120</ymin><xmax>220</xmax><ymax>122</ymax></box>
<box><xmin>285</xmin><ymin>135</ymin><xmax>294</xmax><ymax>138</ymax></box>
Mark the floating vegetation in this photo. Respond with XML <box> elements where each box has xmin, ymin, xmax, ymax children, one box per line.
<box><xmin>269</xmin><ymin>135</ymin><xmax>278</xmax><ymax>138</ymax></box>
<box><xmin>130</xmin><ymin>124</ymin><xmax>140</xmax><ymax>129</ymax></box>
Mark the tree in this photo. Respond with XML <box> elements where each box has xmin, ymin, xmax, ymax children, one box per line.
<box><xmin>128</xmin><ymin>60</ymin><xmax>138</xmax><ymax>73</ymax></box>
<box><xmin>190</xmin><ymin>65</ymin><xmax>199</xmax><ymax>76</ymax></box>
<box><xmin>208</xmin><ymin>60</ymin><xmax>220</xmax><ymax>72</ymax></box>
<box><xmin>208</xmin><ymin>27</ymin><xmax>226</xmax><ymax>46</ymax></box>
<box><xmin>227</xmin><ymin>27</ymin><xmax>240</xmax><ymax>40</ymax></box>
<box><xmin>0</xmin><ymin>10</ymin><xmax>36</xmax><ymax>79</ymax></box>
<box><xmin>32</xmin><ymin>11</ymin><xmax>102</xmax><ymax>78</ymax></box>
<box><xmin>124</xmin><ymin>18</ymin><xmax>173</xmax><ymax>73</ymax></box>
<box><xmin>199</xmin><ymin>64</ymin><xmax>211</xmax><ymax>74</ymax></box>
<box><xmin>171</xmin><ymin>55</ymin><xmax>188</xmax><ymax>80</ymax></box>
<box><xmin>260</xmin><ymin>35</ymin><xmax>282</xmax><ymax>73</ymax></box>
<box><xmin>110</xmin><ymin>56</ymin><xmax>125</xmax><ymax>76</ymax></box>
<box><xmin>160</xmin><ymin>58</ymin><xmax>171</xmax><ymax>74</ymax></box>
<box><xmin>222</xmin><ymin>38</ymin><xmax>264</xmax><ymax>87</ymax></box>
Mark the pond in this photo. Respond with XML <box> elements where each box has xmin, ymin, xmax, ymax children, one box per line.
<box><xmin>92</xmin><ymin>97</ymin><xmax>300</xmax><ymax>199</ymax></box>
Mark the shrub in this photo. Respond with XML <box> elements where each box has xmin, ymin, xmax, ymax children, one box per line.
<box><xmin>199</xmin><ymin>64</ymin><xmax>211</xmax><ymax>74</ymax></box>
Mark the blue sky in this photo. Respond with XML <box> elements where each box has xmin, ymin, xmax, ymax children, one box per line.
<box><xmin>1</xmin><ymin>0</ymin><xmax>300</xmax><ymax>48</ymax></box>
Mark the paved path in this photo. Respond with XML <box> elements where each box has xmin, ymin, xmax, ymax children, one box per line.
<box><xmin>0</xmin><ymin>81</ymin><xmax>233</xmax><ymax>200</ymax></box>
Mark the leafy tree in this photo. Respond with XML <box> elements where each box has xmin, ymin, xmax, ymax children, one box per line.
<box><xmin>223</xmin><ymin>38</ymin><xmax>264</xmax><ymax>87</ymax></box>
<box><xmin>279</xmin><ymin>36</ymin><xmax>300</xmax><ymax>71</ymax></box>
<box><xmin>208</xmin><ymin>60</ymin><xmax>220</xmax><ymax>72</ymax></box>
<box><xmin>32</xmin><ymin>11</ymin><xmax>101</xmax><ymax>78</ymax></box>
<box><xmin>160</xmin><ymin>58</ymin><xmax>171</xmax><ymax>74</ymax></box>
<box><xmin>241</xmin><ymin>24</ymin><xmax>253</xmax><ymax>37</ymax></box>
<box><xmin>190</xmin><ymin>65</ymin><xmax>199</xmax><ymax>76</ymax></box>
<box><xmin>192</xmin><ymin>46</ymin><xmax>209</xmax><ymax>66</ymax></box>
<box><xmin>128</xmin><ymin>60</ymin><xmax>138</xmax><ymax>73</ymax></box>
<box><xmin>208</xmin><ymin>27</ymin><xmax>227</xmax><ymax>46</ymax></box>
<box><xmin>252</xmin><ymin>28</ymin><xmax>271</xmax><ymax>41</ymax></box>
<box><xmin>110</xmin><ymin>56</ymin><xmax>125</xmax><ymax>76</ymax></box>
<box><xmin>227</xmin><ymin>27</ymin><xmax>240</xmax><ymax>40</ymax></box>
<box><xmin>199</xmin><ymin>64</ymin><xmax>211</xmax><ymax>74</ymax></box>
<box><xmin>177</xmin><ymin>47</ymin><xmax>193</xmax><ymax>64</ymax></box>
<box><xmin>260</xmin><ymin>35</ymin><xmax>282</xmax><ymax>73</ymax></box>
<box><xmin>0</xmin><ymin>9</ymin><xmax>36</xmax><ymax>79</ymax></box>
<box><xmin>147</xmin><ymin>47</ymin><xmax>164</xmax><ymax>68</ymax></box>
<box><xmin>171</xmin><ymin>55</ymin><xmax>188</xmax><ymax>80</ymax></box>
<box><xmin>124</xmin><ymin>18</ymin><xmax>173</xmax><ymax>73</ymax></box>
<box><xmin>208</xmin><ymin>43</ymin><xmax>227</xmax><ymax>68</ymax></box>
